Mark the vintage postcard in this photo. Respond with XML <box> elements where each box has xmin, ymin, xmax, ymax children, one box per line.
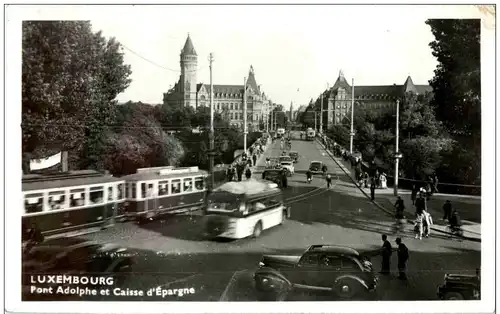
<box><xmin>4</xmin><ymin>3</ymin><xmax>496</xmax><ymax>314</ymax></box>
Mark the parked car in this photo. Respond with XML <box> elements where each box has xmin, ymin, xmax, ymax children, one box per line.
<box><xmin>253</xmin><ymin>245</ymin><xmax>378</xmax><ymax>301</ymax></box>
<box><xmin>437</xmin><ymin>269</ymin><xmax>480</xmax><ymax>300</ymax></box>
<box><xmin>309</xmin><ymin>161</ymin><xmax>323</xmax><ymax>174</ymax></box>
<box><xmin>22</xmin><ymin>237</ymin><xmax>134</xmax><ymax>300</ymax></box>
<box><xmin>289</xmin><ymin>151</ymin><xmax>299</xmax><ymax>163</ymax></box>
<box><xmin>280</xmin><ymin>161</ymin><xmax>295</xmax><ymax>176</ymax></box>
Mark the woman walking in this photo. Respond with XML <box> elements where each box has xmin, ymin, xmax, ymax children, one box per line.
<box><xmin>414</xmin><ymin>212</ymin><xmax>424</xmax><ymax>240</ymax></box>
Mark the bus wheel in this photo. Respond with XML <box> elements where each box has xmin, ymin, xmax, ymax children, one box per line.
<box><xmin>253</xmin><ymin>221</ymin><xmax>263</xmax><ymax>238</ymax></box>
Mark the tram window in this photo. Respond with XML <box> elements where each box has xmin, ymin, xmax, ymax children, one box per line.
<box><xmin>171</xmin><ymin>179</ymin><xmax>181</xmax><ymax>194</ymax></box>
<box><xmin>183</xmin><ymin>178</ymin><xmax>193</xmax><ymax>192</ymax></box>
<box><xmin>158</xmin><ymin>180</ymin><xmax>169</xmax><ymax>196</ymax></box>
<box><xmin>24</xmin><ymin>193</ymin><xmax>44</xmax><ymax>214</ymax></box>
<box><xmin>89</xmin><ymin>186</ymin><xmax>104</xmax><ymax>204</ymax></box>
<box><xmin>48</xmin><ymin>191</ymin><xmax>66</xmax><ymax>210</ymax></box>
<box><xmin>117</xmin><ymin>184</ymin><xmax>124</xmax><ymax>199</ymax></box>
<box><xmin>125</xmin><ymin>183</ymin><xmax>129</xmax><ymax>198</ymax></box>
<box><xmin>194</xmin><ymin>177</ymin><xmax>205</xmax><ymax>191</ymax></box>
<box><xmin>131</xmin><ymin>184</ymin><xmax>137</xmax><ymax>199</ymax></box>
<box><xmin>141</xmin><ymin>183</ymin><xmax>147</xmax><ymax>198</ymax></box>
<box><xmin>69</xmin><ymin>189</ymin><xmax>85</xmax><ymax>207</ymax></box>
<box><xmin>108</xmin><ymin>186</ymin><xmax>114</xmax><ymax>201</ymax></box>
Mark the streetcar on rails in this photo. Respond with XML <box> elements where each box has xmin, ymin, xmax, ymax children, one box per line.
<box><xmin>306</xmin><ymin>128</ymin><xmax>316</xmax><ymax>141</ymax></box>
<box><xmin>22</xmin><ymin>170</ymin><xmax>126</xmax><ymax>236</ymax></box>
<box><xmin>204</xmin><ymin>179</ymin><xmax>290</xmax><ymax>239</ymax></box>
<box><xmin>121</xmin><ymin>166</ymin><xmax>209</xmax><ymax>221</ymax></box>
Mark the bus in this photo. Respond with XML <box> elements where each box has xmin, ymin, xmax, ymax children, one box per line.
<box><xmin>306</xmin><ymin>128</ymin><xmax>316</xmax><ymax>141</ymax></box>
<box><xmin>204</xmin><ymin>179</ymin><xmax>290</xmax><ymax>239</ymax></box>
<box><xmin>121</xmin><ymin>166</ymin><xmax>209</xmax><ymax>221</ymax></box>
<box><xmin>276</xmin><ymin>128</ymin><xmax>285</xmax><ymax>138</ymax></box>
<box><xmin>22</xmin><ymin>170</ymin><xmax>125</xmax><ymax>236</ymax></box>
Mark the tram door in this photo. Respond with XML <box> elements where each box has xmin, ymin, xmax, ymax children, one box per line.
<box><xmin>143</xmin><ymin>183</ymin><xmax>157</xmax><ymax>217</ymax></box>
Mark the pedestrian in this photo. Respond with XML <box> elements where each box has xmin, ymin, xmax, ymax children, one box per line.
<box><xmin>415</xmin><ymin>193</ymin><xmax>426</xmax><ymax>215</ymax></box>
<box><xmin>326</xmin><ymin>173</ymin><xmax>332</xmax><ymax>188</ymax></box>
<box><xmin>363</xmin><ymin>172</ymin><xmax>369</xmax><ymax>188</ymax></box>
<box><xmin>411</xmin><ymin>185</ymin><xmax>417</xmax><ymax>205</ymax></box>
<box><xmin>395</xmin><ymin>237</ymin><xmax>409</xmax><ymax>280</ymax></box>
<box><xmin>380</xmin><ymin>234</ymin><xmax>392</xmax><ymax>275</ymax></box>
<box><xmin>236</xmin><ymin>165</ymin><xmax>243</xmax><ymax>182</ymax></box>
<box><xmin>433</xmin><ymin>174</ymin><xmax>439</xmax><ymax>194</ymax></box>
<box><xmin>414</xmin><ymin>212</ymin><xmax>423</xmax><ymax>240</ymax></box>
<box><xmin>442</xmin><ymin>200</ymin><xmax>452</xmax><ymax>222</ymax></box>
<box><xmin>370</xmin><ymin>177</ymin><xmax>376</xmax><ymax>201</ymax></box>
<box><xmin>426</xmin><ymin>181</ymin><xmax>432</xmax><ymax>200</ymax></box>
<box><xmin>245</xmin><ymin>167</ymin><xmax>252</xmax><ymax>180</ymax></box>
<box><xmin>281</xmin><ymin>169</ymin><xmax>288</xmax><ymax>188</ymax></box>
<box><xmin>422</xmin><ymin>209</ymin><xmax>433</xmax><ymax>237</ymax></box>
<box><xmin>252</xmin><ymin>154</ymin><xmax>257</xmax><ymax>167</ymax></box>
<box><xmin>374</xmin><ymin>169</ymin><xmax>380</xmax><ymax>188</ymax></box>
<box><xmin>380</xmin><ymin>173</ymin><xmax>387</xmax><ymax>189</ymax></box>
<box><xmin>394</xmin><ymin>196</ymin><xmax>405</xmax><ymax>217</ymax></box>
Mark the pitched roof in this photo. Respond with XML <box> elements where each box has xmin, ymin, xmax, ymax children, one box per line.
<box><xmin>246</xmin><ymin>66</ymin><xmax>259</xmax><ymax>92</ymax></box>
<box><xmin>181</xmin><ymin>34</ymin><xmax>197</xmax><ymax>56</ymax></box>
<box><xmin>201</xmin><ymin>84</ymin><xmax>245</xmax><ymax>95</ymax></box>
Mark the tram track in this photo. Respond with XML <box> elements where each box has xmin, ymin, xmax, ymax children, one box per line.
<box><xmin>284</xmin><ymin>174</ymin><xmax>340</xmax><ymax>206</ymax></box>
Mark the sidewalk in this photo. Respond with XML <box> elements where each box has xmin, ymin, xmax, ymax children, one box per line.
<box><xmin>317</xmin><ymin>139</ymin><xmax>481</xmax><ymax>242</ymax></box>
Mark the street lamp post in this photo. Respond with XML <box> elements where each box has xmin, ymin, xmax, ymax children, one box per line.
<box><xmin>243</xmin><ymin>76</ymin><xmax>248</xmax><ymax>153</ymax></box>
<box><xmin>208</xmin><ymin>53</ymin><xmax>215</xmax><ymax>189</ymax></box>
<box><xmin>393</xmin><ymin>99</ymin><xmax>402</xmax><ymax>196</ymax></box>
<box><xmin>349</xmin><ymin>78</ymin><xmax>355</xmax><ymax>154</ymax></box>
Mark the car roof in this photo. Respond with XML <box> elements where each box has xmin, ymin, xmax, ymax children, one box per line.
<box><xmin>306</xmin><ymin>245</ymin><xmax>360</xmax><ymax>257</ymax></box>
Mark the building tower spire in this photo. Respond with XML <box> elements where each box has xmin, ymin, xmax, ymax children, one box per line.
<box><xmin>180</xmin><ymin>34</ymin><xmax>198</xmax><ymax>108</ymax></box>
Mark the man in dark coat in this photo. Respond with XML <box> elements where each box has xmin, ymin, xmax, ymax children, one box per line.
<box><xmin>281</xmin><ymin>169</ymin><xmax>288</xmax><ymax>188</ymax></box>
<box><xmin>252</xmin><ymin>154</ymin><xmax>257</xmax><ymax>167</ymax></box>
<box><xmin>245</xmin><ymin>167</ymin><xmax>252</xmax><ymax>180</ymax></box>
<box><xmin>236</xmin><ymin>163</ymin><xmax>244</xmax><ymax>181</ymax></box>
<box><xmin>395</xmin><ymin>237</ymin><xmax>409</xmax><ymax>280</ymax></box>
<box><xmin>443</xmin><ymin>200</ymin><xmax>452</xmax><ymax>222</ymax></box>
<box><xmin>370</xmin><ymin>177</ymin><xmax>376</xmax><ymax>201</ymax></box>
<box><xmin>380</xmin><ymin>234</ymin><xmax>392</xmax><ymax>275</ymax></box>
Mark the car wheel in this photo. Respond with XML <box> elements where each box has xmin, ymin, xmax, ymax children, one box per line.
<box><xmin>253</xmin><ymin>221</ymin><xmax>263</xmax><ymax>238</ymax></box>
<box><xmin>444</xmin><ymin>292</ymin><xmax>464</xmax><ymax>300</ymax></box>
<box><xmin>334</xmin><ymin>279</ymin><xmax>358</xmax><ymax>299</ymax></box>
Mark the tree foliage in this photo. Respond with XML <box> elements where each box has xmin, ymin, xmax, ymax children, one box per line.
<box><xmin>22</xmin><ymin>21</ymin><xmax>132</xmax><ymax>171</ymax></box>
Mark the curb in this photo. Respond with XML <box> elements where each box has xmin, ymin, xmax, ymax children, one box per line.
<box><xmin>316</xmin><ymin>139</ymin><xmax>481</xmax><ymax>242</ymax></box>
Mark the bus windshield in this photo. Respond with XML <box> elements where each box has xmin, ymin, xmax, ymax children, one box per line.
<box><xmin>206</xmin><ymin>192</ymin><xmax>241</xmax><ymax>213</ymax></box>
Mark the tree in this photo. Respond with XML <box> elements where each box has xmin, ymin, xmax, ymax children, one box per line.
<box><xmin>22</xmin><ymin>21</ymin><xmax>132</xmax><ymax>171</ymax></box>
<box><xmin>426</xmin><ymin>19</ymin><xmax>480</xmax><ymax>139</ymax></box>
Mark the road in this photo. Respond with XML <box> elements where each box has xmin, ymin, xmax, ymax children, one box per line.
<box><xmin>39</xmin><ymin>132</ymin><xmax>480</xmax><ymax>301</ymax></box>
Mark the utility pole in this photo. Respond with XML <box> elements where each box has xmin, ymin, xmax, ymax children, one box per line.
<box><xmin>314</xmin><ymin>111</ymin><xmax>317</xmax><ymax>132</ymax></box>
<box><xmin>349</xmin><ymin>78</ymin><xmax>355</xmax><ymax>154</ymax></box>
<box><xmin>320</xmin><ymin>92</ymin><xmax>323</xmax><ymax>134</ymax></box>
<box><xmin>208</xmin><ymin>53</ymin><xmax>215</xmax><ymax>189</ymax></box>
<box><xmin>393</xmin><ymin>99</ymin><xmax>402</xmax><ymax>196</ymax></box>
<box><xmin>243</xmin><ymin>76</ymin><xmax>247</xmax><ymax>153</ymax></box>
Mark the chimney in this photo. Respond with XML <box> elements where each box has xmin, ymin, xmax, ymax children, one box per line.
<box><xmin>61</xmin><ymin>151</ymin><xmax>68</xmax><ymax>172</ymax></box>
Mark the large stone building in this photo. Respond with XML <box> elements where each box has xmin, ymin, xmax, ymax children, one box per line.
<box><xmin>318</xmin><ymin>71</ymin><xmax>432</xmax><ymax>128</ymax></box>
<box><xmin>163</xmin><ymin>34</ymin><xmax>273</xmax><ymax>130</ymax></box>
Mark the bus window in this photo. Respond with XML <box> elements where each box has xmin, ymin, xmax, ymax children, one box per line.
<box><xmin>89</xmin><ymin>186</ymin><xmax>104</xmax><ymax>204</ymax></box>
<box><xmin>117</xmin><ymin>184</ymin><xmax>124</xmax><ymax>200</ymax></box>
<box><xmin>24</xmin><ymin>193</ymin><xmax>44</xmax><ymax>214</ymax></box>
<box><xmin>171</xmin><ymin>180</ymin><xmax>181</xmax><ymax>194</ymax></box>
<box><xmin>108</xmin><ymin>186</ymin><xmax>114</xmax><ymax>201</ymax></box>
<box><xmin>250</xmin><ymin>200</ymin><xmax>266</xmax><ymax>213</ymax></box>
<box><xmin>183</xmin><ymin>178</ymin><xmax>193</xmax><ymax>193</ymax></box>
<box><xmin>69</xmin><ymin>189</ymin><xmax>85</xmax><ymax>207</ymax></box>
<box><xmin>264</xmin><ymin>195</ymin><xmax>282</xmax><ymax>208</ymax></box>
<box><xmin>194</xmin><ymin>177</ymin><xmax>205</xmax><ymax>191</ymax></box>
<box><xmin>158</xmin><ymin>180</ymin><xmax>169</xmax><ymax>196</ymax></box>
<box><xmin>48</xmin><ymin>191</ymin><xmax>66</xmax><ymax>210</ymax></box>
<box><xmin>131</xmin><ymin>183</ymin><xmax>137</xmax><ymax>199</ymax></box>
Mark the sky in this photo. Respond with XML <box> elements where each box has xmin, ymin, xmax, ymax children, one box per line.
<box><xmin>14</xmin><ymin>4</ymin><xmax>493</xmax><ymax>109</ymax></box>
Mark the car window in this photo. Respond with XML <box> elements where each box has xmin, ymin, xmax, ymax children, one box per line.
<box><xmin>320</xmin><ymin>255</ymin><xmax>342</xmax><ymax>268</ymax></box>
<box><xmin>299</xmin><ymin>253</ymin><xmax>319</xmax><ymax>266</ymax></box>
<box><xmin>341</xmin><ymin>257</ymin><xmax>360</xmax><ymax>270</ymax></box>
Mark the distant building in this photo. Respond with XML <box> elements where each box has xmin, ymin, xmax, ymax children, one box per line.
<box><xmin>294</xmin><ymin>105</ymin><xmax>307</xmax><ymax>121</ymax></box>
<box><xmin>319</xmin><ymin>71</ymin><xmax>432</xmax><ymax>128</ymax></box>
<box><xmin>163</xmin><ymin>34</ymin><xmax>272</xmax><ymax>130</ymax></box>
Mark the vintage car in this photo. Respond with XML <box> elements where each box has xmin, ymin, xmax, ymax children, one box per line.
<box><xmin>279</xmin><ymin>155</ymin><xmax>293</xmax><ymax>164</ymax></box>
<box><xmin>309</xmin><ymin>161</ymin><xmax>324</xmax><ymax>174</ymax></box>
<box><xmin>261</xmin><ymin>168</ymin><xmax>287</xmax><ymax>188</ymax></box>
<box><xmin>22</xmin><ymin>237</ymin><xmax>134</xmax><ymax>300</ymax></box>
<box><xmin>253</xmin><ymin>245</ymin><xmax>378</xmax><ymax>301</ymax></box>
<box><xmin>289</xmin><ymin>151</ymin><xmax>299</xmax><ymax>163</ymax></box>
<box><xmin>280</xmin><ymin>161</ymin><xmax>295</xmax><ymax>177</ymax></box>
<box><xmin>437</xmin><ymin>269</ymin><xmax>480</xmax><ymax>300</ymax></box>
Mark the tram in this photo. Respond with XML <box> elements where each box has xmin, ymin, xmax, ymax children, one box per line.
<box><xmin>22</xmin><ymin>170</ymin><xmax>126</xmax><ymax>236</ymax></box>
<box><xmin>306</xmin><ymin>128</ymin><xmax>316</xmax><ymax>141</ymax></box>
<box><xmin>121</xmin><ymin>166</ymin><xmax>209</xmax><ymax>221</ymax></box>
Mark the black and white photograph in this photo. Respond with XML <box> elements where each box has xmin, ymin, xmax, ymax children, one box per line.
<box><xmin>4</xmin><ymin>3</ymin><xmax>496</xmax><ymax>314</ymax></box>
